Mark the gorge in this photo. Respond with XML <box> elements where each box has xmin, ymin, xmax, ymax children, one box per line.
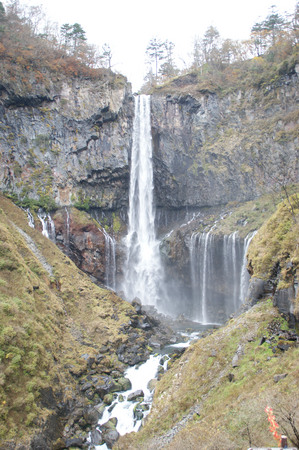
<box><xmin>0</xmin><ymin>12</ymin><xmax>298</xmax><ymax>448</ymax></box>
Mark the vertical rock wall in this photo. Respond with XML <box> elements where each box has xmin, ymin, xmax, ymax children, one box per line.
<box><xmin>150</xmin><ymin>74</ymin><xmax>298</xmax><ymax>210</ymax></box>
<box><xmin>0</xmin><ymin>73</ymin><xmax>134</xmax><ymax>210</ymax></box>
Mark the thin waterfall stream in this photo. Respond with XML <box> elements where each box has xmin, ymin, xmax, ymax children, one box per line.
<box><xmin>188</xmin><ymin>229</ymin><xmax>256</xmax><ymax>324</ymax></box>
<box><xmin>102</xmin><ymin>228</ymin><xmax>116</xmax><ymax>290</ymax></box>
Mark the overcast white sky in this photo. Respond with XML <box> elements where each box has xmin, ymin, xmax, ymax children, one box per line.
<box><xmin>6</xmin><ymin>0</ymin><xmax>297</xmax><ymax>90</ymax></box>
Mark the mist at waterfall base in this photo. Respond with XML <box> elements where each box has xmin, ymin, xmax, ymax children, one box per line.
<box><xmin>21</xmin><ymin>94</ymin><xmax>255</xmax><ymax>326</ymax></box>
<box><xmin>119</xmin><ymin>94</ymin><xmax>254</xmax><ymax>325</ymax></box>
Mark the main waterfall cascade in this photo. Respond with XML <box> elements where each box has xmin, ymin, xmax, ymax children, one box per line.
<box><xmin>122</xmin><ymin>95</ymin><xmax>165</xmax><ymax>308</ymax></box>
<box><xmin>120</xmin><ymin>94</ymin><xmax>255</xmax><ymax>321</ymax></box>
<box><xmin>188</xmin><ymin>230</ymin><xmax>256</xmax><ymax>324</ymax></box>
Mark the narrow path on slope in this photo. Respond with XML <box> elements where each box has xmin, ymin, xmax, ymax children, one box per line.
<box><xmin>12</xmin><ymin>222</ymin><xmax>53</xmax><ymax>276</ymax></box>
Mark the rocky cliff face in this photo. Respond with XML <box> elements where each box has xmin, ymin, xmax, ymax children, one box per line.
<box><xmin>151</xmin><ymin>73</ymin><xmax>298</xmax><ymax>211</ymax></box>
<box><xmin>0</xmin><ymin>72</ymin><xmax>134</xmax><ymax>210</ymax></box>
<box><xmin>1</xmin><ymin>68</ymin><xmax>298</xmax><ymax>304</ymax></box>
<box><xmin>53</xmin><ymin>207</ymin><xmax>107</xmax><ymax>282</ymax></box>
<box><xmin>1</xmin><ymin>71</ymin><xmax>297</xmax><ymax>218</ymax></box>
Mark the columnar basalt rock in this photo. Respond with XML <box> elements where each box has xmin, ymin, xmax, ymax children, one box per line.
<box><xmin>150</xmin><ymin>74</ymin><xmax>298</xmax><ymax>211</ymax></box>
<box><xmin>0</xmin><ymin>72</ymin><xmax>134</xmax><ymax>210</ymax></box>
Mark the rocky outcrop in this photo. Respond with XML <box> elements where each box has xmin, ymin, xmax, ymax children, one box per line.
<box><xmin>53</xmin><ymin>207</ymin><xmax>107</xmax><ymax>283</ymax></box>
<box><xmin>151</xmin><ymin>74</ymin><xmax>298</xmax><ymax>210</ymax></box>
<box><xmin>274</xmin><ymin>284</ymin><xmax>298</xmax><ymax>326</ymax></box>
<box><xmin>0</xmin><ymin>71</ymin><xmax>134</xmax><ymax>210</ymax></box>
<box><xmin>245</xmin><ymin>272</ymin><xmax>298</xmax><ymax>325</ymax></box>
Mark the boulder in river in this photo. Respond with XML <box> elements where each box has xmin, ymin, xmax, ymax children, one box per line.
<box><xmin>127</xmin><ymin>389</ymin><xmax>144</xmax><ymax>402</ymax></box>
<box><xmin>99</xmin><ymin>417</ymin><xmax>120</xmax><ymax>449</ymax></box>
<box><xmin>117</xmin><ymin>376</ymin><xmax>132</xmax><ymax>391</ymax></box>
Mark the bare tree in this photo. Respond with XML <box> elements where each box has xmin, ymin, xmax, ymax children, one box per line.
<box><xmin>274</xmin><ymin>399</ymin><xmax>299</xmax><ymax>447</ymax></box>
<box><xmin>252</xmin><ymin>146</ymin><xmax>299</xmax><ymax>222</ymax></box>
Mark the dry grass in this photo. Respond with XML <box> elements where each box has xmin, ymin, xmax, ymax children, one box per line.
<box><xmin>118</xmin><ymin>299</ymin><xmax>299</xmax><ymax>449</ymax></box>
<box><xmin>0</xmin><ymin>195</ymin><xmax>137</xmax><ymax>443</ymax></box>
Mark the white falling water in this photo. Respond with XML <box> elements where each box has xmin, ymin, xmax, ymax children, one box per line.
<box><xmin>122</xmin><ymin>95</ymin><xmax>164</xmax><ymax>307</ymax></box>
<box><xmin>48</xmin><ymin>215</ymin><xmax>56</xmax><ymax>242</ymax></box>
<box><xmin>240</xmin><ymin>231</ymin><xmax>257</xmax><ymax>302</ymax></box>
<box><xmin>38</xmin><ymin>211</ymin><xmax>49</xmax><ymax>238</ymax></box>
<box><xmin>102</xmin><ymin>228</ymin><xmax>116</xmax><ymax>290</ymax></box>
<box><xmin>189</xmin><ymin>231</ymin><xmax>255</xmax><ymax>324</ymax></box>
<box><xmin>24</xmin><ymin>208</ymin><xmax>35</xmax><ymax>228</ymax></box>
<box><xmin>96</xmin><ymin>354</ymin><xmax>161</xmax><ymax>442</ymax></box>
<box><xmin>37</xmin><ymin>211</ymin><xmax>56</xmax><ymax>242</ymax></box>
<box><xmin>65</xmin><ymin>207</ymin><xmax>70</xmax><ymax>252</ymax></box>
<box><xmin>190</xmin><ymin>231</ymin><xmax>216</xmax><ymax>324</ymax></box>
<box><xmin>223</xmin><ymin>231</ymin><xmax>239</xmax><ymax>311</ymax></box>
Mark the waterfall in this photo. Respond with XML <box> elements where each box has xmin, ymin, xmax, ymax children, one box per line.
<box><xmin>190</xmin><ymin>231</ymin><xmax>215</xmax><ymax>323</ymax></box>
<box><xmin>65</xmin><ymin>207</ymin><xmax>70</xmax><ymax>252</ymax></box>
<box><xmin>38</xmin><ymin>211</ymin><xmax>49</xmax><ymax>238</ymax></box>
<box><xmin>102</xmin><ymin>228</ymin><xmax>116</xmax><ymax>290</ymax></box>
<box><xmin>223</xmin><ymin>231</ymin><xmax>240</xmax><ymax>312</ymax></box>
<box><xmin>189</xmin><ymin>231</ymin><xmax>255</xmax><ymax>324</ymax></box>
<box><xmin>122</xmin><ymin>95</ymin><xmax>164</xmax><ymax>307</ymax></box>
<box><xmin>38</xmin><ymin>211</ymin><xmax>56</xmax><ymax>242</ymax></box>
<box><xmin>23</xmin><ymin>208</ymin><xmax>35</xmax><ymax>228</ymax></box>
<box><xmin>240</xmin><ymin>231</ymin><xmax>257</xmax><ymax>302</ymax></box>
<box><xmin>48</xmin><ymin>215</ymin><xmax>56</xmax><ymax>243</ymax></box>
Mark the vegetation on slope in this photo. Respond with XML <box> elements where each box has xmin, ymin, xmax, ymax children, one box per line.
<box><xmin>144</xmin><ymin>4</ymin><xmax>298</xmax><ymax>95</ymax></box>
<box><xmin>0</xmin><ymin>195</ymin><xmax>142</xmax><ymax>446</ymax></box>
<box><xmin>183</xmin><ymin>188</ymin><xmax>298</xmax><ymax>239</ymax></box>
<box><xmin>248</xmin><ymin>193</ymin><xmax>299</xmax><ymax>292</ymax></box>
<box><xmin>0</xmin><ymin>1</ymin><xmax>126</xmax><ymax>98</ymax></box>
<box><xmin>118</xmin><ymin>300</ymin><xmax>298</xmax><ymax>449</ymax></box>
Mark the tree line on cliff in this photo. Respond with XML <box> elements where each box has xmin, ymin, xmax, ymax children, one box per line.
<box><xmin>142</xmin><ymin>3</ymin><xmax>299</xmax><ymax>90</ymax></box>
<box><xmin>0</xmin><ymin>0</ymin><xmax>113</xmax><ymax>82</ymax></box>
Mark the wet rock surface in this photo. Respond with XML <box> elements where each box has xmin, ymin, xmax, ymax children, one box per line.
<box><xmin>55</xmin><ymin>304</ymin><xmax>181</xmax><ymax>447</ymax></box>
<box><xmin>102</xmin><ymin>417</ymin><xmax>121</xmax><ymax>447</ymax></box>
<box><xmin>53</xmin><ymin>207</ymin><xmax>107</xmax><ymax>283</ymax></box>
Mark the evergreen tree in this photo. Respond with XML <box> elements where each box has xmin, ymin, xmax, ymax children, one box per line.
<box><xmin>60</xmin><ymin>23</ymin><xmax>72</xmax><ymax>48</ymax></box>
<box><xmin>0</xmin><ymin>2</ymin><xmax>5</xmax><ymax>37</ymax></box>
<box><xmin>251</xmin><ymin>6</ymin><xmax>286</xmax><ymax>55</ymax></box>
<box><xmin>60</xmin><ymin>22</ymin><xmax>86</xmax><ymax>53</ymax></box>
<box><xmin>99</xmin><ymin>43</ymin><xmax>112</xmax><ymax>69</ymax></box>
<box><xmin>263</xmin><ymin>6</ymin><xmax>285</xmax><ymax>45</ymax></box>
<box><xmin>71</xmin><ymin>23</ymin><xmax>86</xmax><ymax>50</ymax></box>
<box><xmin>146</xmin><ymin>37</ymin><xmax>167</xmax><ymax>79</ymax></box>
<box><xmin>159</xmin><ymin>40</ymin><xmax>178</xmax><ymax>78</ymax></box>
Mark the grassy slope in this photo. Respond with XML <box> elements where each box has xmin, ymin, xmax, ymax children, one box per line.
<box><xmin>118</xmin><ymin>198</ymin><xmax>299</xmax><ymax>449</ymax></box>
<box><xmin>0</xmin><ymin>194</ymin><xmax>139</xmax><ymax>445</ymax></box>
<box><xmin>118</xmin><ymin>301</ymin><xmax>299</xmax><ymax>449</ymax></box>
<box><xmin>248</xmin><ymin>194</ymin><xmax>299</xmax><ymax>285</ymax></box>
